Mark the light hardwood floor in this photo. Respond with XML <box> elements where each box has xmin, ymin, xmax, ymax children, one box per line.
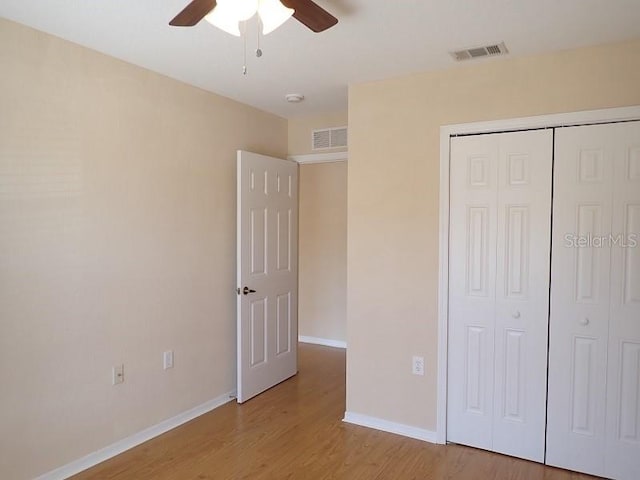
<box><xmin>72</xmin><ymin>344</ymin><xmax>596</xmax><ymax>480</ymax></box>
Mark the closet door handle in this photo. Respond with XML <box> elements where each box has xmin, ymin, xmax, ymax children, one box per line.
<box><xmin>512</xmin><ymin>311</ymin><xmax>521</xmax><ymax>319</ymax></box>
<box><xmin>579</xmin><ymin>317</ymin><xmax>590</xmax><ymax>326</ymax></box>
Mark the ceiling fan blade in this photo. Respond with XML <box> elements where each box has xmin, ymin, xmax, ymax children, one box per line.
<box><xmin>281</xmin><ymin>0</ymin><xmax>338</xmax><ymax>32</ymax></box>
<box><xmin>169</xmin><ymin>0</ymin><xmax>217</xmax><ymax>27</ymax></box>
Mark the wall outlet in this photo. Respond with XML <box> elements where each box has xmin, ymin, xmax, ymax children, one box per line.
<box><xmin>412</xmin><ymin>356</ymin><xmax>425</xmax><ymax>376</ymax></box>
<box><xmin>163</xmin><ymin>350</ymin><xmax>174</xmax><ymax>370</ymax></box>
<box><xmin>113</xmin><ymin>364</ymin><xmax>124</xmax><ymax>385</ymax></box>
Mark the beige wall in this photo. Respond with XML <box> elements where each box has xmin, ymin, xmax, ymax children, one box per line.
<box><xmin>298</xmin><ymin>162</ymin><xmax>347</xmax><ymax>343</ymax></box>
<box><xmin>290</xmin><ymin>111</ymin><xmax>348</xmax><ymax>344</ymax></box>
<box><xmin>347</xmin><ymin>39</ymin><xmax>640</xmax><ymax>431</ymax></box>
<box><xmin>0</xmin><ymin>19</ymin><xmax>287</xmax><ymax>480</ymax></box>
<box><xmin>288</xmin><ymin>110</ymin><xmax>348</xmax><ymax>156</ymax></box>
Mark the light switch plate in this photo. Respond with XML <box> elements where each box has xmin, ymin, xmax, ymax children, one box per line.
<box><xmin>163</xmin><ymin>350</ymin><xmax>174</xmax><ymax>370</ymax></box>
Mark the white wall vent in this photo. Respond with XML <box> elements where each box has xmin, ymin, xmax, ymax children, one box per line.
<box><xmin>312</xmin><ymin>126</ymin><xmax>348</xmax><ymax>150</ymax></box>
<box><xmin>450</xmin><ymin>42</ymin><xmax>509</xmax><ymax>61</ymax></box>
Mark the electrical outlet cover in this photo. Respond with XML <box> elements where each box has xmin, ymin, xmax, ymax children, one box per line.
<box><xmin>412</xmin><ymin>356</ymin><xmax>425</xmax><ymax>376</ymax></box>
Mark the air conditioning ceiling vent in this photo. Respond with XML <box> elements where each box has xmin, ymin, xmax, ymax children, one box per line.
<box><xmin>312</xmin><ymin>127</ymin><xmax>348</xmax><ymax>150</ymax></box>
<box><xmin>450</xmin><ymin>42</ymin><xmax>509</xmax><ymax>61</ymax></box>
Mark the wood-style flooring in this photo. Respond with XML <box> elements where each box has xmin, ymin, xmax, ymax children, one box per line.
<box><xmin>71</xmin><ymin>344</ymin><xmax>596</xmax><ymax>480</ymax></box>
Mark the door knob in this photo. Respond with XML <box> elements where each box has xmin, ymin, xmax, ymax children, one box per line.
<box><xmin>579</xmin><ymin>317</ymin><xmax>590</xmax><ymax>326</ymax></box>
<box><xmin>512</xmin><ymin>311</ymin><xmax>521</xmax><ymax>319</ymax></box>
<box><xmin>242</xmin><ymin>286</ymin><xmax>256</xmax><ymax>295</ymax></box>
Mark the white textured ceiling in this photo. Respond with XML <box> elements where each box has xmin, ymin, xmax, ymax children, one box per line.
<box><xmin>1</xmin><ymin>1</ymin><xmax>639</xmax><ymax>118</ymax></box>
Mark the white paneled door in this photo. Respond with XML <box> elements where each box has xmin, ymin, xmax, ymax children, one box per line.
<box><xmin>237</xmin><ymin>151</ymin><xmax>298</xmax><ymax>403</ymax></box>
<box><xmin>448</xmin><ymin>130</ymin><xmax>553</xmax><ymax>462</ymax></box>
<box><xmin>547</xmin><ymin>121</ymin><xmax>640</xmax><ymax>480</ymax></box>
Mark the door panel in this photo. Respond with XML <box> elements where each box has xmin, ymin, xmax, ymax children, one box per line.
<box><xmin>575</xmin><ymin>205</ymin><xmax>604</xmax><ymax>302</ymax></box>
<box><xmin>570</xmin><ymin>336</ymin><xmax>598</xmax><ymax>435</ymax></box>
<box><xmin>250</xmin><ymin>298</ymin><xmax>268</xmax><ymax>366</ymax></box>
<box><xmin>448</xmin><ymin>135</ymin><xmax>498</xmax><ymax>450</ymax></box>
<box><xmin>547</xmin><ymin>125</ymin><xmax>612</xmax><ymax>477</ymax></box>
<box><xmin>605</xmin><ymin>122</ymin><xmax>640</xmax><ymax>480</ymax></box>
<box><xmin>493</xmin><ymin>130</ymin><xmax>552</xmax><ymax>462</ymax></box>
<box><xmin>548</xmin><ymin>121</ymin><xmax>640</xmax><ymax>480</ymax></box>
<box><xmin>237</xmin><ymin>151</ymin><xmax>298</xmax><ymax>403</ymax></box>
<box><xmin>623</xmin><ymin>205</ymin><xmax>640</xmax><ymax>303</ymax></box>
<box><xmin>465</xmin><ymin>325</ymin><xmax>488</xmax><ymax>414</ymax></box>
<box><xmin>448</xmin><ymin>130</ymin><xmax>552</xmax><ymax>462</ymax></box>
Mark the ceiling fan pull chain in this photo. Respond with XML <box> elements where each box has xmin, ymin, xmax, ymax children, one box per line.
<box><xmin>242</xmin><ymin>21</ymin><xmax>248</xmax><ymax>75</ymax></box>
<box><xmin>256</xmin><ymin>19</ymin><xmax>263</xmax><ymax>58</ymax></box>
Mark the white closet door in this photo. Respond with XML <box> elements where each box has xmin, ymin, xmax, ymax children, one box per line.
<box><xmin>606</xmin><ymin>122</ymin><xmax>640</xmax><ymax>480</ymax></box>
<box><xmin>448</xmin><ymin>130</ymin><xmax>552</xmax><ymax>462</ymax></box>
<box><xmin>548</xmin><ymin>121</ymin><xmax>640</xmax><ymax>480</ymax></box>
<box><xmin>492</xmin><ymin>131</ymin><xmax>553</xmax><ymax>461</ymax></box>
<box><xmin>448</xmin><ymin>134</ymin><xmax>499</xmax><ymax>451</ymax></box>
<box><xmin>547</xmin><ymin>125</ymin><xmax>612</xmax><ymax>476</ymax></box>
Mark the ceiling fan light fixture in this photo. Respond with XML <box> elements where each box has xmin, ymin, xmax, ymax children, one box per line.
<box><xmin>205</xmin><ymin>5</ymin><xmax>241</xmax><ymax>36</ymax></box>
<box><xmin>217</xmin><ymin>0</ymin><xmax>259</xmax><ymax>22</ymax></box>
<box><xmin>258</xmin><ymin>0</ymin><xmax>295</xmax><ymax>35</ymax></box>
<box><xmin>170</xmin><ymin>0</ymin><xmax>338</xmax><ymax>33</ymax></box>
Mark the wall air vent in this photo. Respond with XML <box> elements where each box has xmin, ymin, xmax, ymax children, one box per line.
<box><xmin>450</xmin><ymin>42</ymin><xmax>509</xmax><ymax>61</ymax></box>
<box><xmin>312</xmin><ymin>126</ymin><xmax>348</xmax><ymax>150</ymax></box>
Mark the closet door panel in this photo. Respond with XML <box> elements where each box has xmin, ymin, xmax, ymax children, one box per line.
<box><xmin>549</xmin><ymin>121</ymin><xmax>640</xmax><ymax>480</ymax></box>
<box><xmin>605</xmin><ymin>122</ymin><xmax>640</xmax><ymax>480</ymax></box>
<box><xmin>493</xmin><ymin>130</ymin><xmax>552</xmax><ymax>462</ymax></box>
<box><xmin>448</xmin><ymin>131</ymin><xmax>552</xmax><ymax>461</ymax></box>
<box><xmin>448</xmin><ymin>135</ymin><xmax>499</xmax><ymax>450</ymax></box>
<box><xmin>547</xmin><ymin>125</ymin><xmax>613</xmax><ymax>477</ymax></box>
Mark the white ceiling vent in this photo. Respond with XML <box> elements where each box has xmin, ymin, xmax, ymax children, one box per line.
<box><xmin>312</xmin><ymin>126</ymin><xmax>348</xmax><ymax>150</ymax></box>
<box><xmin>450</xmin><ymin>42</ymin><xmax>509</xmax><ymax>61</ymax></box>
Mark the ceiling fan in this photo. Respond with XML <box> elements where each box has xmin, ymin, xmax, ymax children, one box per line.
<box><xmin>169</xmin><ymin>0</ymin><xmax>338</xmax><ymax>33</ymax></box>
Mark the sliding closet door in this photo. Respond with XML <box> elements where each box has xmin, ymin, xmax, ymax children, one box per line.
<box><xmin>548</xmin><ymin>121</ymin><xmax>640</xmax><ymax>480</ymax></box>
<box><xmin>448</xmin><ymin>130</ymin><xmax>553</xmax><ymax>462</ymax></box>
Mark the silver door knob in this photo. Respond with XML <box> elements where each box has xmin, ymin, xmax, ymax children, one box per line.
<box><xmin>512</xmin><ymin>311</ymin><xmax>521</xmax><ymax>319</ymax></box>
<box><xmin>579</xmin><ymin>317</ymin><xmax>590</xmax><ymax>326</ymax></box>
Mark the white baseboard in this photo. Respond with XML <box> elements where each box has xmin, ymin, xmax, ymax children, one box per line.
<box><xmin>299</xmin><ymin>335</ymin><xmax>346</xmax><ymax>349</ymax></box>
<box><xmin>35</xmin><ymin>391</ymin><xmax>236</xmax><ymax>480</ymax></box>
<box><xmin>343</xmin><ymin>411</ymin><xmax>438</xmax><ymax>444</ymax></box>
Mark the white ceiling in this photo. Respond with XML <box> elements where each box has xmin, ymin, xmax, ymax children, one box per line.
<box><xmin>1</xmin><ymin>1</ymin><xmax>639</xmax><ymax>118</ymax></box>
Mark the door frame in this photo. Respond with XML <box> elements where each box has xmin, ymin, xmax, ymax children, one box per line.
<box><xmin>436</xmin><ymin>105</ymin><xmax>640</xmax><ymax>444</ymax></box>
